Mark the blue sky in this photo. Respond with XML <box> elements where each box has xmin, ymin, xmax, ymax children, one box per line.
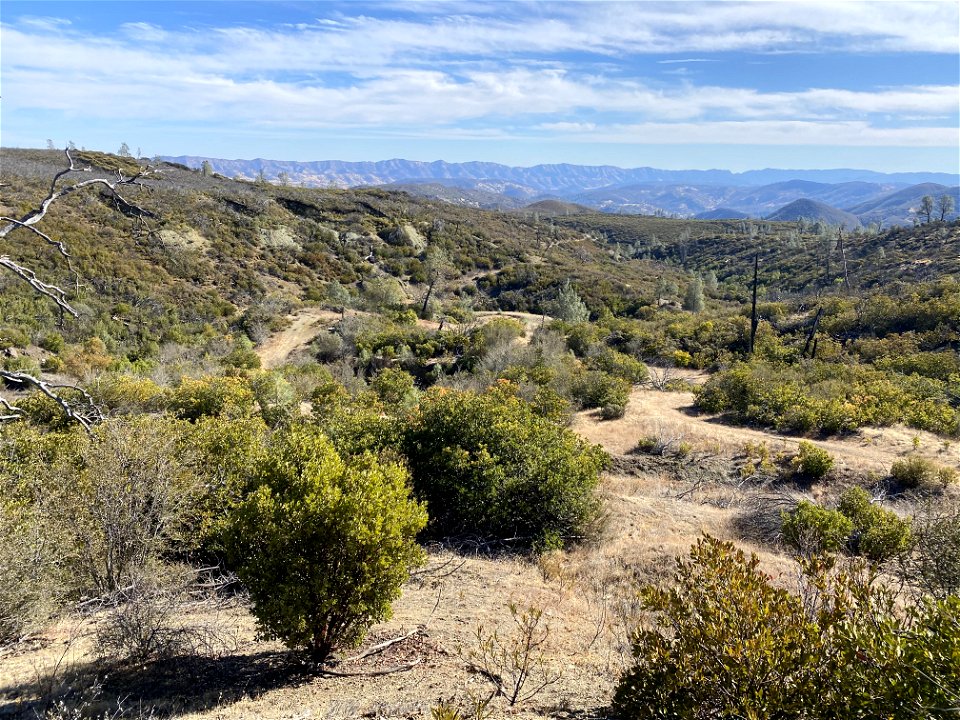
<box><xmin>2</xmin><ymin>1</ymin><xmax>958</xmax><ymax>172</ymax></box>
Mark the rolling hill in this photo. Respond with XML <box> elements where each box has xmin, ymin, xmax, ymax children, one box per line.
<box><xmin>765</xmin><ymin>199</ymin><xmax>862</xmax><ymax>230</ymax></box>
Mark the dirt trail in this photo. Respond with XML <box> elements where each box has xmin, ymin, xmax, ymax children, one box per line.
<box><xmin>255</xmin><ymin>308</ymin><xmax>342</xmax><ymax>369</ymax></box>
<box><xmin>572</xmin><ymin>386</ymin><xmax>960</xmax><ymax>475</ymax></box>
<box><xmin>256</xmin><ymin>308</ymin><xmax>549</xmax><ymax>369</ymax></box>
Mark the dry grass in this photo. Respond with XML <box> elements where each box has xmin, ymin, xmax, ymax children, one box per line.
<box><xmin>4</xmin><ymin>379</ymin><xmax>948</xmax><ymax>718</ymax></box>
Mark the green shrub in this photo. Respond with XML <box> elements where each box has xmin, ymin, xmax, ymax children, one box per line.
<box><xmin>613</xmin><ymin>536</ymin><xmax>960</xmax><ymax>719</ymax></box>
<box><xmin>250</xmin><ymin>371</ymin><xmax>297</xmax><ymax>428</ymax></box>
<box><xmin>169</xmin><ymin>375</ymin><xmax>256</xmax><ymax>421</ymax></box>
<box><xmin>890</xmin><ymin>456</ymin><xmax>958</xmax><ymax>491</ymax></box>
<box><xmin>402</xmin><ymin>385</ymin><xmax>606</xmax><ymax>548</ymax></box>
<box><xmin>89</xmin><ymin>374</ymin><xmax>167</xmax><ymax>415</ymax></box>
<box><xmin>222</xmin><ymin>425</ymin><xmax>426</xmax><ymax>661</ymax></box>
<box><xmin>781</xmin><ymin>501</ymin><xmax>853</xmax><ymax>555</ymax></box>
<box><xmin>39</xmin><ymin>332</ymin><xmax>65</xmax><ymax>354</ymax></box>
<box><xmin>838</xmin><ymin>487</ymin><xmax>912</xmax><ymax>563</ymax></box>
<box><xmin>791</xmin><ymin>441</ymin><xmax>834</xmax><ymax>480</ymax></box>
<box><xmin>478</xmin><ymin>317</ymin><xmax>526</xmax><ymax>350</ymax></box>
<box><xmin>371</xmin><ymin>367</ymin><xmax>418</xmax><ymax>410</ymax></box>
<box><xmin>572</xmin><ymin>370</ymin><xmax>631</xmax><ymax>418</ymax></box>
<box><xmin>586</xmin><ymin>347</ymin><xmax>648</xmax><ymax>384</ymax></box>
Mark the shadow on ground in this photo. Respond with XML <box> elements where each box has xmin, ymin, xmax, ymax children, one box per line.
<box><xmin>0</xmin><ymin>649</ymin><xmax>315</xmax><ymax>718</ymax></box>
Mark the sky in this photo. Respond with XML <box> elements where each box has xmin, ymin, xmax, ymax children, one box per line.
<box><xmin>2</xmin><ymin>1</ymin><xmax>959</xmax><ymax>172</ymax></box>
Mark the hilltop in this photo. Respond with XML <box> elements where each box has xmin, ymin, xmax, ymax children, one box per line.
<box><xmin>764</xmin><ymin>198</ymin><xmax>862</xmax><ymax>230</ymax></box>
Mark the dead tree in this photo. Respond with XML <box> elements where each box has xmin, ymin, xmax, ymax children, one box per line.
<box><xmin>749</xmin><ymin>252</ymin><xmax>760</xmax><ymax>355</ymax></box>
<box><xmin>0</xmin><ymin>149</ymin><xmax>153</xmax><ymax>430</ymax></box>
<box><xmin>802</xmin><ymin>307</ymin><xmax>824</xmax><ymax>359</ymax></box>
<box><xmin>835</xmin><ymin>227</ymin><xmax>851</xmax><ymax>293</ymax></box>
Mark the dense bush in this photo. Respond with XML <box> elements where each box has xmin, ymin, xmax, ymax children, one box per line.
<box><xmin>402</xmin><ymin>385</ymin><xmax>606</xmax><ymax>549</ymax></box>
<box><xmin>169</xmin><ymin>375</ymin><xmax>256</xmax><ymax>421</ymax></box>
<box><xmin>790</xmin><ymin>440</ymin><xmax>834</xmax><ymax>479</ymax></box>
<box><xmin>837</xmin><ymin>486</ymin><xmax>912</xmax><ymax>563</ymax></box>
<box><xmin>781</xmin><ymin>501</ymin><xmax>852</xmax><ymax>555</ymax></box>
<box><xmin>614</xmin><ymin>536</ymin><xmax>960</xmax><ymax>719</ymax></box>
<box><xmin>697</xmin><ymin>359</ymin><xmax>959</xmax><ymax>436</ymax></box>
<box><xmin>222</xmin><ymin>424</ymin><xmax>426</xmax><ymax>661</ymax></box>
<box><xmin>890</xmin><ymin>455</ymin><xmax>958</xmax><ymax>491</ymax></box>
<box><xmin>571</xmin><ymin>370</ymin><xmax>631</xmax><ymax>419</ymax></box>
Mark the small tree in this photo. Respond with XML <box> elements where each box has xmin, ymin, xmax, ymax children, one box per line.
<box><xmin>550</xmin><ymin>281</ymin><xmax>590</xmax><ymax>323</ymax></box>
<box><xmin>223</xmin><ymin>425</ymin><xmax>426</xmax><ymax>662</ymax></box>
<box><xmin>918</xmin><ymin>195</ymin><xmax>934</xmax><ymax>224</ymax></box>
<box><xmin>682</xmin><ymin>276</ymin><xmax>705</xmax><ymax>313</ymax></box>
<box><xmin>937</xmin><ymin>193</ymin><xmax>955</xmax><ymax>222</ymax></box>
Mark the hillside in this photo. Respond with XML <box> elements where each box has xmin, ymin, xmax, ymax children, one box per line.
<box><xmin>764</xmin><ymin>198</ymin><xmax>862</xmax><ymax>230</ymax></box>
<box><xmin>848</xmin><ymin>183</ymin><xmax>960</xmax><ymax>228</ymax></box>
<box><xmin>2</xmin><ymin>147</ymin><xmax>959</xmax><ymax>719</ymax></box>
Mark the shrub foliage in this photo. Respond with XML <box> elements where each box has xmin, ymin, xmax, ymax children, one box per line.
<box><xmin>614</xmin><ymin>536</ymin><xmax>960</xmax><ymax>719</ymax></box>
<box><xmin>223</xmin><ymin>424</ymin><xmax>426</xmax><ymax>661</ymax></box>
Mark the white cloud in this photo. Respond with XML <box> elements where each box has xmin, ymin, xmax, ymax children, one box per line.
<box><xmin>546</xmin><ymin>120</ymin><xmax>960</xmax><ymax>147</ymax></box>
<box><xmin>1</xmin><ymin>2</ymin><xmax>957</xmax><ymax>154</ymax></box>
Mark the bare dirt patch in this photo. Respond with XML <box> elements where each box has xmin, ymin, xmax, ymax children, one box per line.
<box><xmin>572</xmin><ymin>386</ymin><xmax>960</xmax><ymax>476</ymax></box>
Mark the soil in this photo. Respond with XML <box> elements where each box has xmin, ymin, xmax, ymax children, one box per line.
<box><xmin>4</xmin><ymin>349</ymin><xmax>957</xmax><ymax>718</ymax></box>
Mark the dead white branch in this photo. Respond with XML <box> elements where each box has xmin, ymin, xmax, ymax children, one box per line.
<box><xmin>0</xmin><ymin>149</ymin><xmax>154</xmax><ymax>431</ymax></box>
<box><xmin>0</xmin><ymin>370</ymin><xmax>103</xmax><ymax>431</ymax></box>
<box><xmin>0</xmin><ymin>396</ymin><xmax>23</xmax><ymax>421</ymax></box>
<box><xmin>337</xmin><ymin>626</ymin><xmax>423</xmax><ymax>664</ymax></box>
<box><xmin>319</xmin><ymin>658</ymin><xmax>422</xmax><ymax>677</ymax></box>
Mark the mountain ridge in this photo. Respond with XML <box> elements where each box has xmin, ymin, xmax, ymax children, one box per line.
<box><xmin>162</xmin><ymin>155</ymin><xmax>959</xmax><ymax>190</ymax></box>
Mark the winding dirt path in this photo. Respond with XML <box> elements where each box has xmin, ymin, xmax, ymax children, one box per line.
<box><xmin>572</xmin><ymin>386</ymin><xmax>960</xmax><ymax>475</ymax></box>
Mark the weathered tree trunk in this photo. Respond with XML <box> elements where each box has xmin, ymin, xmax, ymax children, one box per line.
<box><xmin>749</xmin><ymin>253</ymin><xmax>760</xmax><ymax>355</ymax></box>
<box><xmin>802</xmin><ymin>307</ymin><xmax>824</xmax><ymax>358</ymax></box>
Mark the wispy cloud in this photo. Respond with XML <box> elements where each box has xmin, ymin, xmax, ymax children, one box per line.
<box><xmin>1</xmin><ymin>1</ymin><xmax>957</xmax><ymax>161</ymax></box>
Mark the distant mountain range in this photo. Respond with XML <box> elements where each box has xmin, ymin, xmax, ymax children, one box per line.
<box><xmin>162</xmin><ymin>155</ymin><xmax>960</xmax><ymax>227</ymax></box>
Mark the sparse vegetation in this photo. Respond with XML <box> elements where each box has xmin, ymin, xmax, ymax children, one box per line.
<box><xmin>1</xmin><ymin>147</ymin><xmax>957</xmax><ymax>716</ymax></box>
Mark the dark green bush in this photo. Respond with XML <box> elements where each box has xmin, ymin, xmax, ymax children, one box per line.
<box><xmin>837</xmin><ymin>487</ymin><xmax>912</xmax><ymax>563</ymax></box>
<box><xmin>614</xmin><ymin>536</ymin><xmax>960</xmax><ymax>719</ymax></box>
<box><xmin>222</xmin><ymin>424</ymin><xmax>426</xmax><ymax>661</ymax></box>
<box><xmin>781</xmin><ymin>501</ymin><xmax>853</xmax><ymax>555</ymax></box>
<box><xmin>791</xmin><ymin>441</ymin><xmax>834</xmax><ymax>480</ymax></box>
<box><xmin>402</xmin><ymin>385</ymin><xmax>606</xmax><ymax>548</ymax></box>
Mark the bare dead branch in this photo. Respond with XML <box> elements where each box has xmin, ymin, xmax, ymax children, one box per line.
<box><xmin>318</xmin><ymin>658</ymin><xmax>422</xmax><ymax>677</ymax></box>
<box><xmin>337</xmin><ymin>626</ymin><xmax>423</xmax><ymax>664</ymax></box>
<box><xmin>0</xmin><ymin>256</ymin><xmax>79</xmax><ymax>317</ymax></box>
<box><xmin>0</xmin><ymin>149</ymin><xmax>156</xmax><ymax>431</ymax></box>
<box><xmin>0</xmin><ymin>149</ymin><xmax>153</xmax><ymax>243</ymax></box>
<box><xmin>0</xmin><ymin>370</ymin><xmax>103</xmax><ymax>431</ymax></box>
<box><xmin>0</xmin><ymin>396</ymin><xmax>24</xmax><ymax>421</ymax></box>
